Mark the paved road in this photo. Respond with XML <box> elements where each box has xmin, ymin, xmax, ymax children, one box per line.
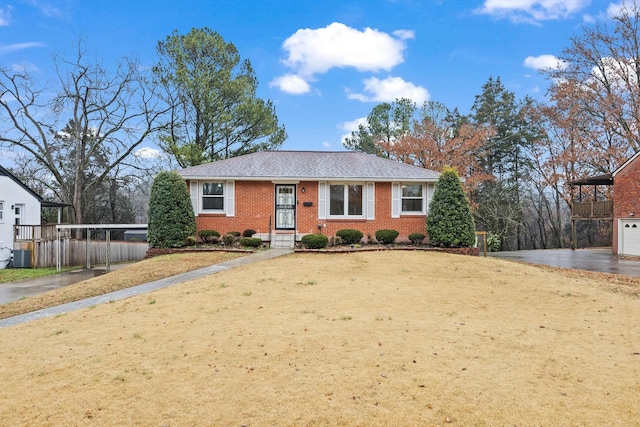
<box><xmin>491</xmin><ymin>248</ymin><xmax>640</xmax><ymax>278</ymax></box>
<box><xmin>0</xmin><ymin>249</ymin><xmax>292</xmax><ymax>328</ymax></box>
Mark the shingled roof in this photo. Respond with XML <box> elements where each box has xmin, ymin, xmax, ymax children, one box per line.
<box><xmin>177</xmin><ymin>151</ymin><xmax>440</xmax><ymax>182</ymax></box>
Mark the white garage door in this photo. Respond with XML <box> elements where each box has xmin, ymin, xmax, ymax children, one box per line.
<box><xmin>620</xmin><ymin>219</ymin><xmax>640</xmax><ymax>256</ymax></box>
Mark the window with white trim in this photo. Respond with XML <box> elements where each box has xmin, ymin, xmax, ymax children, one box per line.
<box><xmin>0</xmin><ymin>201</ymin><xmax>3</xmax><ymax>221</ymax></box>
<box><xmin>202</xmin><ymin>182</ymin><xmax>224</xmax><ymax>210</ymax></box>
<box><xmin>401</xmin><ymin>184</ymin><xmax>424</xmax><ymax>213</ymax></box>
<box><xmin>329</xmin><ymin>184</ymin><xmax>363</xmax><ymax>217</ymax></box>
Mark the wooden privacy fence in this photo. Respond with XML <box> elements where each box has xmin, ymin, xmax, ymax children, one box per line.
<box><xmin>14</xmin><ymin>224</ymin><xmax>148</xmax><ymax>269</ymax></box>
<box><xmin>14</xmin><ymin>239</ymin><xmax>148</xmax><ymax>268</ymax></box>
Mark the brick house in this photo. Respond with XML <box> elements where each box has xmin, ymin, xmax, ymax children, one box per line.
<box><xmin>177</xmin><ymin>151</ymin><xmax>440</xmax><ymax>248</ymax></box>
<box><xmin>612</xmin><ymin>151</ymin><xmax>640</xmax><ymax>256</ymax></box>
<box><xmin>570</xmin><ymin>151</ymin><xmax>640</xmax><ymax>256</ymax></box>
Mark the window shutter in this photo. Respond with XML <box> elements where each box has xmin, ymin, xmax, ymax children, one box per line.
<box><xmin>391</xmin><ymin>182</ymin><xmax>400</xmax><ymax>218</ymax></box>
<box><xmin>366</xmin><ymin>182</ymin><xmax>375</xmax><ymax>220</ymax></box>
<box><xmin>225</xmin><ymin>181</ymin><xmax>235</xmax><ymax>217</ymax></box>
<box><xmin>189</xmin><ymin>181</ymin><xmax>198</xmax><ymax>215</ymax></box>
<box><xmin>426</xmin><ymin>183</ymin><xmax>434</xmax><ymax>214</ymax></box>
<box><xmin>318</xmin><ymin>182</ymin><xmax>327</xmax><ymax>219</ymax></box>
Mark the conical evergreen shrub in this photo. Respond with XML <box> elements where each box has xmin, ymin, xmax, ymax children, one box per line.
<box><xmin>427</xmin><ymin>167</ymin><xmax>476</xmax><ymax>247</ymax></box>
<box><xmin>147</xmin><ymin>171</ymin><xmax>196</xmax><ymax>248</ymax></box>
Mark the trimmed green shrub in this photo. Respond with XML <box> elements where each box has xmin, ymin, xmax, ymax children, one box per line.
<box><xmin>239</xmin><ymin>237</ymin><xmax>262</xmax><ymax>248</ymax></box>
<box><xmin>408</xmin><ymin>232</ymin><xmax>426</xmax><ymax>245</ymax></box>
<box><xmin>147</xmin><ymin>171</ymin><xmax>196</xmax><ymax>248</ymax></box>
<box><xmin>376</xmin><ymin>229</ymin><xmax>400</xmax><ymax>244</ymax></box>
<box><xmin>336</xmin><ymin>229</ymin><xmax>363</xmax><ymax>245</ymax></box>
<box><xmin>198</xmin><ymin>229</ymin><xmax>220</xmax><ymax>244</ymax></box>
<box><xmin>185</xmin><ymin>236</ymin><xmax>197</xmax><ymax>246</ymax></box>
<box><xmin>427</xmin><ymin>167</ymin><xmax>476</xmax><ymax>247</ymax></box>
<box><xmin>486</xmin><ymin>232</ymin><xmax>501</xmax><ymax>252</ymax></box>
<box><xmin>222</xmin><ymin>233</ymin><xmax>236</xmax><ymax>246</ymax></box>
<box><xmin>242</xmin><ymin>229</ymin><xmax>257</xmax><ymax>237</ymax></box>
<box><xmin>228</xmin><ymin>231</ymin><xmax>241</xmax><ymax>237</ymax></box>
<box><xmin>301</xmin><ymin>233</ymin><xmax>329</xmax><ymax>249</ymax></box>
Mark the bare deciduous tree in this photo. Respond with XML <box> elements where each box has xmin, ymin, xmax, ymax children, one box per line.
<box><xmin>0</xmin><ymin>41</ymin><xmax>169</xmax><ymax>226</ymax></box>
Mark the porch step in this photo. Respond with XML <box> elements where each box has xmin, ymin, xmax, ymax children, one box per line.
<box><xmin>271</xmin><ymin>234</ymin><xmax>295</xmax><ymax>249</ymax></box>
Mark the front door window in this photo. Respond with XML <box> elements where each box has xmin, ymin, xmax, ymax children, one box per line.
<box><xmin>275</xmin><ymin>185</ymin><xmax>295</xmax><ymax>229</ymax></box>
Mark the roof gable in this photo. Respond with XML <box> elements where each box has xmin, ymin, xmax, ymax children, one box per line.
<box><xmin>177</xmin><ymin>151</ymin><xmax>440</xmax><ymax>182</ymax></box>
<box><xmin>0</xmin><ymin>165</ymin><xmax>43</xmax><ymax>202</ymax></box>
<box><xmin>613</xmin><ymin>150</ymin><xmax>640</xmax><ymax>178</ymax></box>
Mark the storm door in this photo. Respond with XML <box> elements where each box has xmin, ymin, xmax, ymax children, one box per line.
<box><xmin>275</xmin><ymin>185</ymin><xmax>296</xmax><ymax>230</ymax></box>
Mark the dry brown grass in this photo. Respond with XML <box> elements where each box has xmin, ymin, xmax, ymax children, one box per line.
<box><xmin>0</xmin><ymin>251</ymin><xmax>639</xmax><ymax>426</ymax></box>
<box><xmin>0</xmin><ymin>251</ymin><xmax>243</xmax><ymax>320</ymax></box>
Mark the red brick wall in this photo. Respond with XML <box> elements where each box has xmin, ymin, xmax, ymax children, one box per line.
<box><xmin>612</xmin><ymin>158</ymin><xmax>640</xmax><ymax>253</ymax></box>
<box><xmin>194</xmin><ymin>181</ymin><xmax>274</xmax><ymax>235</ymax></box>
<box><xmin>189</xmin><ymin>180</ymin><xmax>427</xmax><ymax>241</ymax></box>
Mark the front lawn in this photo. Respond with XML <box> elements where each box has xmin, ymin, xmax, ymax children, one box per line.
<box><xmin>0</xmin><ymin>251</ymin><xmax>638</xmax><ymax>425</ymax></box>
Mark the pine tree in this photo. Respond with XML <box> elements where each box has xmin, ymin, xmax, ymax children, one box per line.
<box><xmin>427</xmin><ymin>167</ymin><xmax>476</xmax><ymax>247</ymax></box>
<box><xmin>147</xmin><ymin>171</ymin><xmax>196</xmax><ymax>248</ymax></box>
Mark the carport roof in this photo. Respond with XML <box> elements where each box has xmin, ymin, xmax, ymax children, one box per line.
<box><xmin>566</xmin><ymin>173</ymin><xmax>613</xmax><ymax>186</ymax></box>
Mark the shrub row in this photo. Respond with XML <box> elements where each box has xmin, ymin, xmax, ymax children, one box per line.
<box><xmin>300</xmin><ymin>228</ymin><xmax>427</xmax><ymax>249</ymax></box>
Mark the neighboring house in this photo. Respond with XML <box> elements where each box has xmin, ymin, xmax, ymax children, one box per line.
<box><xmin>0</xmin><ymin>165</ymin><xmax>42</xmax><ymax>249</ymax></box>
<box><xmin>612</xmin><ymin>151</ymin><xmax>640</xmax><ymax>256</ymax></box>
<box><xmin>177</xmin><ymin>151</ymin><xmax>440</xmax><ymax>248</ymax></box>
<box><xmin>569</xmin><ymin>150</ymin><xmax>640</xmax><ymax>256</ymax></box>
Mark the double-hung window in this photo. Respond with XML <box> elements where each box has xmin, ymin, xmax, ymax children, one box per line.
<box><xmin>401</xmin><ymin>184</ymin><xmax>424</xmax><ymax>213</ymax></box>
<box><xmin>392</xmin><ymin>183</ymin><xmax>427</xmax><ymax>217</ymax></box>
<box><xmin>329</xmin><ymin>184</ymin><xmax>363</xmax><ymax>217</ymax></box>
<box><xmin>202</xmin><ymin>182</ymin><xmax>224</xmax><ymax>211</ymax></box>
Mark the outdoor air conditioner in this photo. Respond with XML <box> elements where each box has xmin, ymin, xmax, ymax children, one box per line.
<box><xmin>12</xmin><ymin>250</ymin><xmax>31</xmax><ymax>268</ymax></box>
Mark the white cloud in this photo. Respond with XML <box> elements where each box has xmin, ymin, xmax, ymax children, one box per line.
<box><xmin>0</xmin><ymin>6</ymin><xmax>11</xmax><ymax>26</ymax></box>
<box><xmin>348</xmin><ymin>76</ymin><xmax>429</xmax><ymax>103</ymax></box>
<box><xmin>477</xmin><ymin>0</ymin><xmax>590</xmax><ymax>23</ymax></box>
<box><xmin>392</xmin><ymin>29</ymin><xmax>415</xmax><ymax>40</ymax></box>
<box><xmin>523</xmin><ymin>54</ymin><xmax>568</xmax><ymax>70</ymax></box>
<box><xmin>11</xmin><ymin>62</ymin><xmax>39</xmax><ymax>73</ymax></box>
<box><xmin>269</xmin><ymin>73</ymin><xmax>311</xmax><ymax>94</ymax></box>
<box><xmin>321</xmin><ymin>141</ymin><xmax>332</xmax><ymax>149</ymax></box>
<box><xmin>282</xmin><ymin>22</ymin><xmax>411</xmax><ymax>77</ymax></box>
<box><xmin>339</xmin><ymin>117</ymin><xmax>367</xmax><ymax>144</ymax></box>
<box><xmin>0</xmin><ymin>42</ymin><xmax>45</xmax><ymax>55</ymax></box>
<box><xmin>273</xmin><ymin>22</ymin><xmax>414</xmax><ymax>95</ymax></box>
<box><xmin>134</xmin><ymin>147</ymin><xmax>163</xmax><ymax>159</ymax></box>
<box><xmin>607</xmin><ymin>2</ymin><xmax>625</xmax><ymax>17</ymax></box>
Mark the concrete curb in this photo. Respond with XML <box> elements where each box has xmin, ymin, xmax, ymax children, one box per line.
<box><xmin>0</xmin><ymin>249</ymin><xmax>292</xmax><ymax>328</ymax></box>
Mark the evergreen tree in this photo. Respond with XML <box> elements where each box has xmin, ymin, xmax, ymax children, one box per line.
<box><xmin>147</xmin><ymin>171</ymin><xmax>196</xmax><ymax>248</ymax></box>
<box><xmin>153</xmin><ymin>28</ymin><xmax>286</xmax><ymax>167</ymax></box>
<box><xmin>427</xmin><ymin>167</ymin><xmax>476</xmax><ymax>247</ymax></box>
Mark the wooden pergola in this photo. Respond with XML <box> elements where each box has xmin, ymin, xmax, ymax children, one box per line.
<box><xmin>566</xmin><ymin>173</ymin><xmax>613</xmax><ymax>249</ymax></box>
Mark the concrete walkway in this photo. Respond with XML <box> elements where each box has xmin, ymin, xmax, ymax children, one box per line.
<box><xmin>0</xmin><ymin>249</ymin><xmax>292</xmax><ymax>328</ymax></box>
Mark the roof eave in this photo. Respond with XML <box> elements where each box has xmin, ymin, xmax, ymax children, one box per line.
<box><xmin>179</xmin><ymin>175</ymin><xmax>438</xmax><ymax>183</ymax></box>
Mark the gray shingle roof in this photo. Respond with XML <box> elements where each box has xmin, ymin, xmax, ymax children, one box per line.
<box><xmin>177</xmin><ymin>151</ymin><xmax>440</xmax><ymax>182</ymax></box>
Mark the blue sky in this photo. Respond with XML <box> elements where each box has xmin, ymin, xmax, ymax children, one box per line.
<box><xmin>0</xmin><ymin>0</ymin><xmax>621</xmax><ymax>156</ymax></box>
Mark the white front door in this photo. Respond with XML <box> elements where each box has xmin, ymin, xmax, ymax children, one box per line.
<box><xmin>275</xmin><ymin>185</ymin><xmax>296</xmax><ymax>230</ymax></box>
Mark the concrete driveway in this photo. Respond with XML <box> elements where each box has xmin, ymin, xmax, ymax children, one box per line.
<box><xmin>0</xmin><ymin>264</ymin><xmax>129</xmax><ymax>305</ymax></box>
<box><xmin>490</xmin><ymin>247</ymin><xmax>640</xmax><ymax>278</ymax></box>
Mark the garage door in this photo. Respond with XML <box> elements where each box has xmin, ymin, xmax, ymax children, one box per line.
<box><xmin>620</xmin><ymin>219</ymin><xmax>640</xmax><ymax>256</ymax></box>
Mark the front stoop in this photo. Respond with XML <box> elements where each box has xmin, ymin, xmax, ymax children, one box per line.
<box><xmin>271</xmin><ymin>233</ymin><xmax>295</xmax><ymax>249</ymax></box>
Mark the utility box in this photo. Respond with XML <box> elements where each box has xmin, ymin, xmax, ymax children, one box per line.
<box><xmin>13</xmin><ymin>250</ymin><xmax>31</xmax><ymax>268</ymax></box>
